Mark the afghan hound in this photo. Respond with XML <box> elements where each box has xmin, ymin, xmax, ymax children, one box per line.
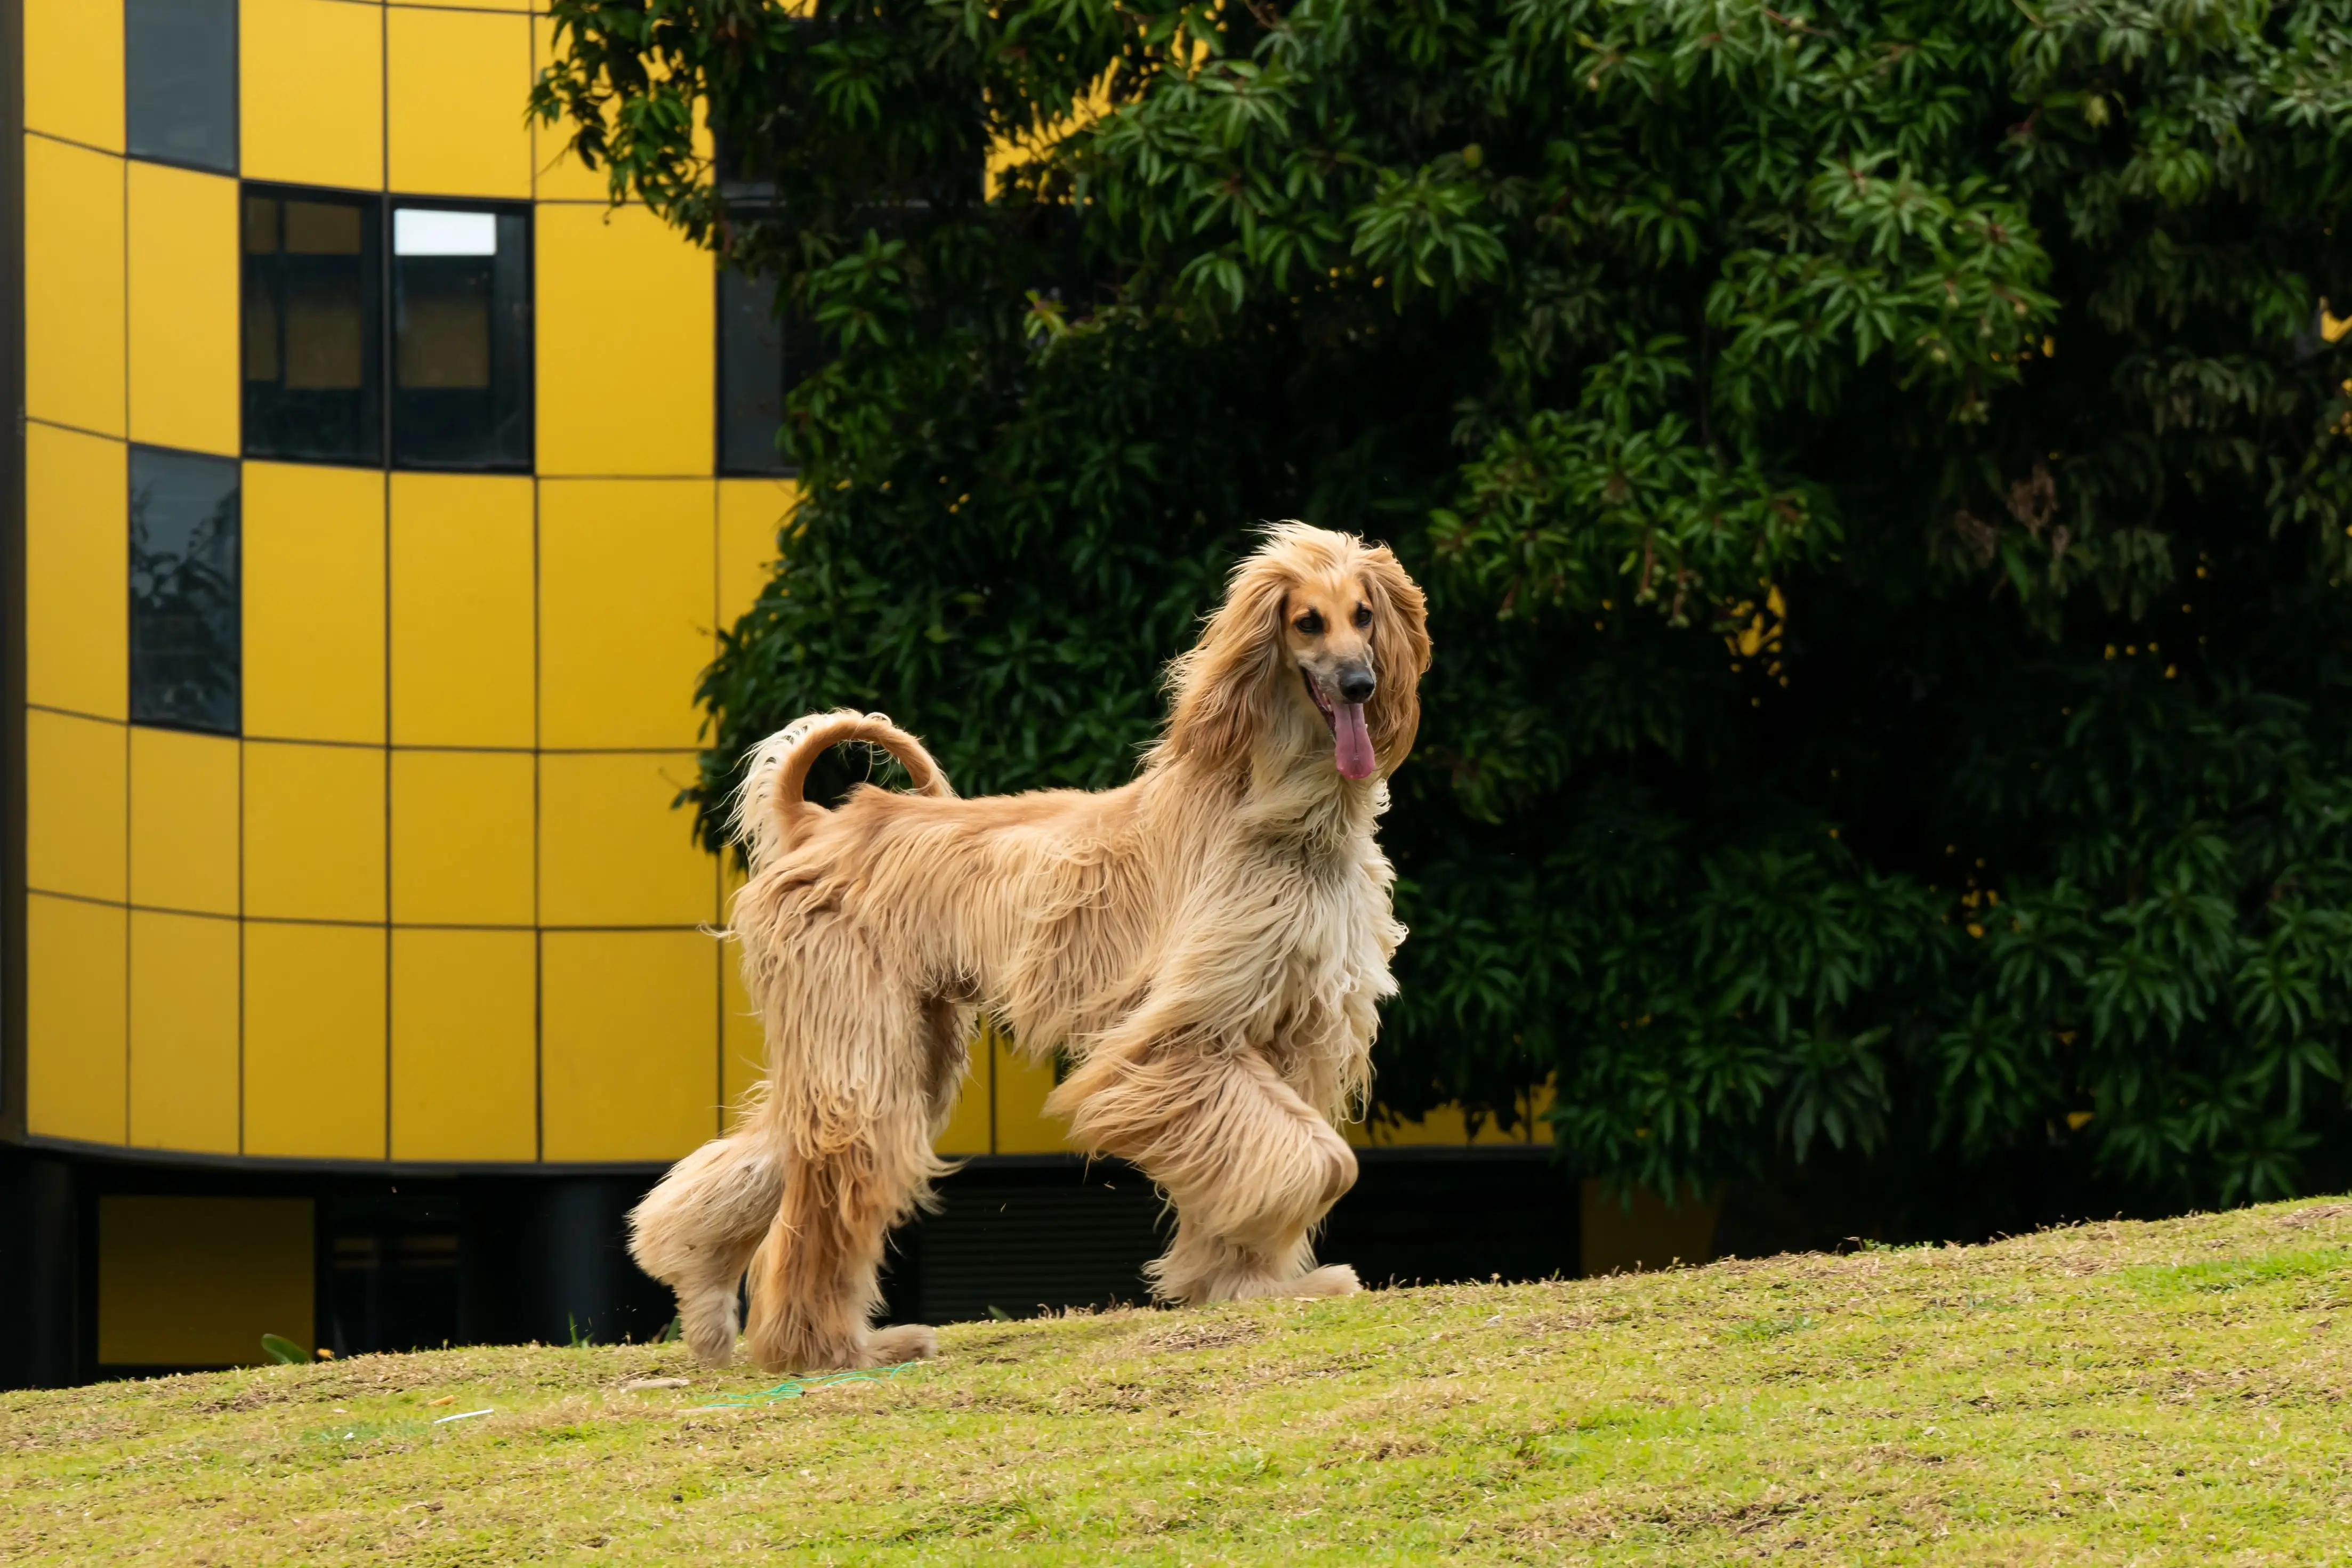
<box><xmin>627</xmin><ymin>522</ymin><xmax>1432</xmax><ymax>1372</ymax></box>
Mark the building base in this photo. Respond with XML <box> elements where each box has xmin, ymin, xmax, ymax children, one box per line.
<box><xmin>0</xmin><ymin>1143</ymin><xmax>1612</xmax><ymax>1388</ymax></box>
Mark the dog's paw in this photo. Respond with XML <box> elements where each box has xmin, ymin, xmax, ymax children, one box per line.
<box><xmin>865</xmin><ymin>1323</ymin><xmax>939</xmax><ymax>1365</ymax></box>
<box><xmin>1291</xmin><ymin>1263</ymin><xmax>1361</xmax><ymax>1298</ymax></box>
<box><xmin>682</xmin><ymin>1318</ymin><xmax>739</xmax><ymax>1370</ymax></box>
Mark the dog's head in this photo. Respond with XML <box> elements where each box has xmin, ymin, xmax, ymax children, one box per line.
<box><xmin>1160</xmin><ymin>522</ymin><xmax>1431</xmax><ymax>784</ymax></box>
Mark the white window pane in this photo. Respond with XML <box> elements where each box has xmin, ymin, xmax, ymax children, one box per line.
<box><xmin>393</xmin><ymin>208</ymin><xmax>498</xmax><ymax>257</ymax></box>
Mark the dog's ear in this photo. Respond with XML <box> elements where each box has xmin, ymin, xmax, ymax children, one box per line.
<box><xmin>1362</xmin><ymin>544</ymin><xmax>1431</xmax><ymax>772</ymax></box>
<box><xmin>1159</xmin><ymin>548</ymin><xmax>1294</xmax><ymax>777</ymax></box>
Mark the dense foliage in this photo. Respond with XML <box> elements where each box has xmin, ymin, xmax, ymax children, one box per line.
<box><xmin>537</xmin><ymin>0</ymin><xmax>2352</xmax><ymax>1235</ymax></box>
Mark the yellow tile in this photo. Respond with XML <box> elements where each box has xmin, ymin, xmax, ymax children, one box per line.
<box><xmin>241</xmin><ymin>0</ymin><xmax>385</xmax><ymax>190</ymax></box>
<box><xmin>404</xmin><ymin>0</ymin><xmax>531</xmax><ymax>10</ymax></box>
<box><xmin>26</xmin><ymin>424</ymin><xmax>130</xmax><ymax>719</ymax></box>
<box><xmin>934</xmin><ymin>1026</ymin><xmax>991</xmax><ymax>1157</ymax></box>
<box><xmin>718</xmin><ymin>858</ymin><xmax>763</xmax><ymax>1130</ymax></box>
<box><xmin>1580</xmin><ymin>1178</ymin><xmax>1723</xmax><ymax>1276</ymax></box>
<box><xmin>127</xmin><ymin>161</ymin><xmax>240</xmax><ymax>456</ymax></box>
<box><xmin>389</xmin><ymin>473</ymin><xmax>535</xmax><ymax>747</ymax></box>
<box><xmin>538</xmin><ymin>479</ymin><xmax>714</xmax><ymax>748</ymax></box>
<box><xmin>1467</xmin><ymin>1105</ymin><xmax>1523</xmax><ymax>1145</ymax></box>
<box><xmin>391</xmin><ymin>928</ymin><xmax>537</xmax><ymax>1161</ymax></box>
<box><xmin>96</xmin><ymin>1197</ymin><xmax>313</xmax><ymax>1365</ymax></box>
<box><xmin>26</xmin><ymin>1</ymin><xmax>124</xmax><ymax>151</ymax></box>
<box><xmin>1339</xmin><ymin>1103</ymin><xmax>1524</xmax><ymax>1145</ymax></box>
<box><xmin>1362</xmin><ymin>1103</ymin><xmax>1470</xmax><ymax>1146</ymax></box>
<box><xmin>536</xmin><ymin>206</ymin><xmax>715</xmax><ymax>475</ymax></box>
<box><xmin>536</xmin><ymin>13</ymin><xmax>724</xmax><ymax>195</ymax></box>
<box><xmin>23</xmin><ymin>138</ymin><xmax>125</xmax><ymax>437</ymax></box>
<box><xmin>244</xmin><ymin>741</ymin><xmax>387</xmax><ymax>922</ymax></box>
<box><xmin>718</xmin><ymin>478</ymin><xmax>796</xmax><ymax>630</ymax></box>
<box><xmin>129</xmin><ymin>728</ymin><xmax>239</xmax><ymax>915</ymax></box>
<box><xmin>27</xmin><ymin>710</ymin><xmax>127</xmax><ymax>903</ymax></box>
<box><xmin>541</xmin><ymin>930</ymin><xmax>719</xmax><ymax>1161</ymax></box>
<box><xmin>128</xmin><ymin>909</ymin><xmax>240</xmax><ymax>1153</ymax></box>
<box><xmin>244</xmin><ymin>922</ymin><xmax>387</xmax><ymax>1159</ymax></box>
<box><xmin>530</xmin><ymin>12</ymin><xmax>714</xmax><ymax>199</ymax></box>
<box><xmin>26</xmin><ymin>895</ymin><xmax>128</xmax><ymax>1145</ymax></box>
<box><xmin>1524</xmin><ymin>1079</ymin><xmax>1556</xmax><ymax>1144</ymax></box>
<box><xmin>390</xmin><ymin>750</ymin><xmax>534</xmax><ymax>926</ymax></box>
<box><xmin>1354</xmin><ymin>1098</ymin><xmax>1548</xmax><ymax>1146</ymax></box>
<box><xmin>539</xmin><ymin>751</ymin><xmax>715</xmax><ymax>926</ymax></box>
<box><xmin>531</xmin><ymin>13</ymin><xmax>624</xmax><ymax>204</ymax></box>
<box><xmin>243</xmin><ymin>463</ymin><xmax>386</xmax><ymax>743</ymax></box>
<box><xmin>721</xmin><ymin>942</ymin><xmax>763</xmax><ymax>1131</ymax></box>
<box><xmin>388</xmin><ymin>6</ymin><xmax>532</xmax><ymax>198</ymax></box>
<box><xmin>992</xmin><ymin>1028</ymin><xmax>1074</xmax><ymax>1154</ymax></box>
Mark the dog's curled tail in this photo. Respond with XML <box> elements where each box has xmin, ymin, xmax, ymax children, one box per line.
<box><xmin>730</xmin><ymin>710</ymin><xmax>955</xmax><ymax>868</ymax></box>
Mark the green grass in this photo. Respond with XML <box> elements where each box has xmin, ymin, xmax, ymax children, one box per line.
<box><xmin>7</xmin><ymin>1200</ymin><xmax>2352</xmax><ymax>1565</ymax></box>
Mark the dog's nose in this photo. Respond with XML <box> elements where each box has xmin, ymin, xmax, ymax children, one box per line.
<box><xmin>1336</xmin><ymin>667</ymin><xmax>1376</xmax><ymax>705</ymax></box>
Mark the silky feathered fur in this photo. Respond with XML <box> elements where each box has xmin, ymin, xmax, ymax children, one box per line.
<box><xmin>627</xmin><ymin>523</ymin><xmax>1432</xmax><ymax>1372</ymax></box>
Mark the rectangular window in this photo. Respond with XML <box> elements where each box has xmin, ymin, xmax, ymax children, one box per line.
<box><xmin>391</xmin><ymin>203</ymin><xmax>532</xmax><ymax>471</ymax></box>
<box><xmin>243</xmin><ymin>187</ymin><xmax>383</xmax><ymax>464</ymax></box>
<box><xmin>717</xmin><ymin>263</ymin><xmax>828</xmax><ymax>475</ymax></box>
<box><xmin>130</xmin><ymin>447</ymin><xmax>241</xmax><ymax>735</ymax></box>
<box><xmin>126</xmin><ymin>0</ymin><xmax>238</xmax><ymax>174</ymax></box>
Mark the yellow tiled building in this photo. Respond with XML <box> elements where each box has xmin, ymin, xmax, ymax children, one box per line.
<box><xmin>14</xmin><ymin>0</ymin><xmax>787</xmax><ymax>1174</ymax></box>
<box><xmin>2</xmin><ymin>0</ymin><xmax>1588</xmax><ymax>1386</ymax></box>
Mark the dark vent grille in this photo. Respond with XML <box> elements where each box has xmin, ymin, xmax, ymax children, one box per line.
<box><xmin>900</xmin><ymin>1169</ymin><xmax>1168</xmax><ymax>1324</ymax></box>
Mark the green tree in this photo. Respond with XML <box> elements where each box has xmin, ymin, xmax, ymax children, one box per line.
<box><xmin>536</xmin><ymin>0</ymin><xmax>2352</xmax><ymax>1238</ymax></box>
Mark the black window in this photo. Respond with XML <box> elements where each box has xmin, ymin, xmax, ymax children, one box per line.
<box><xmin>243</xmin><ymin>188</ymin><xmax>383</xmax><ymax>464</ymax></box>
<box><xmin>126</xmin><ymin>0</ymin><xmax>237</xmax><ymax>174</ymax></box>
<box><xmin>717</xmin><ymin>263</ymin><xmax>828</xmax><ymax>475</ymax></box>
<box><xmin>390</xmin><ymin>204</ymin><xmax>532</xmax><ymax>471</ymax></box>
<box><xmin>130</xmin><ymin>447</ymin><xmax>241</xmax><ymax>735</ymax></box>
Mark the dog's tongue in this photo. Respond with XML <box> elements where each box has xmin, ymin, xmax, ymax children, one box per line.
<box><xmin>1333</xmin><ymin>702</ymin><xmax>1376</xmax><ymax>780</ymax></box>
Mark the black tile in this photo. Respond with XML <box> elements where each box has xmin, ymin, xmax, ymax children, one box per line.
<box><xmin>126</xmin><ymin>0</ymin><xmax>237</xmax><ymax>174</ymax></box>
<box><xmin>129</xmin><ymin>447</ymin><xmax>240</xmax><ymax>734</ymax></box>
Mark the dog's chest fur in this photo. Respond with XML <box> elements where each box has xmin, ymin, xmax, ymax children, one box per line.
<box><xmin>1247</xmin><ymin>799</ymin><xmax>1400</xmax><ymax>1094</ymax></box>
<box><xmin>1100</xmin><ymin>774</ymin><xmax>1401</xmax><ymax>1113</ymax></box>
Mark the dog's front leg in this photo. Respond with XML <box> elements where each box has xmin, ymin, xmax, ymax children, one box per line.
<box><xmin>1053</xmin><ymin>1034</ymin><xmax>1361</xmax><ymax>1305</ymax></box>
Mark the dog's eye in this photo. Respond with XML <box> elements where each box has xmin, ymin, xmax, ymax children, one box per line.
<box><xmin>1295</xmin><ymin>611</ymin><xmax>1324</xmax><ymax>636</ymax></box>
<box><xmin>1353</xmin><ymin>604</ymin><xmax>1373</xmax><ymax>629</ymax></box>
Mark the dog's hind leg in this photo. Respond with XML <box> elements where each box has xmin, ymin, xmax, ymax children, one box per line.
<box><xmin>628</xmin><ymin>1131</ymin><xmax>784</xmax><ymax>1368</ymax></box>
<box><xmin>742</xmin><ymin>1127</ymin><xmax>944</xmax><ymax>1372</ymax></box>
<box><xmin>742</xmin><ymin>982</ymin><xmax>950</xmax><ymax>1373</ymax></box>
<box><xmin>1056</xmin><ymin>1039</ymin><xmax>1360</xmax><ymax>1306</ymax></box>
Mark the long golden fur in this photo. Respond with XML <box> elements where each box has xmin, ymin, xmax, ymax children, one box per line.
<box><xmin>627</xmin><ymin>523</ymin><xmax>1432</xmax><ymax>1372</ymax></box>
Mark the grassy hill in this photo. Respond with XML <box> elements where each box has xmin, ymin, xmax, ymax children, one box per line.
<box><xmin>5</xmin><ymin>1199</ymin><xmax>2349</xmax><ymax>1565</ymax></box>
